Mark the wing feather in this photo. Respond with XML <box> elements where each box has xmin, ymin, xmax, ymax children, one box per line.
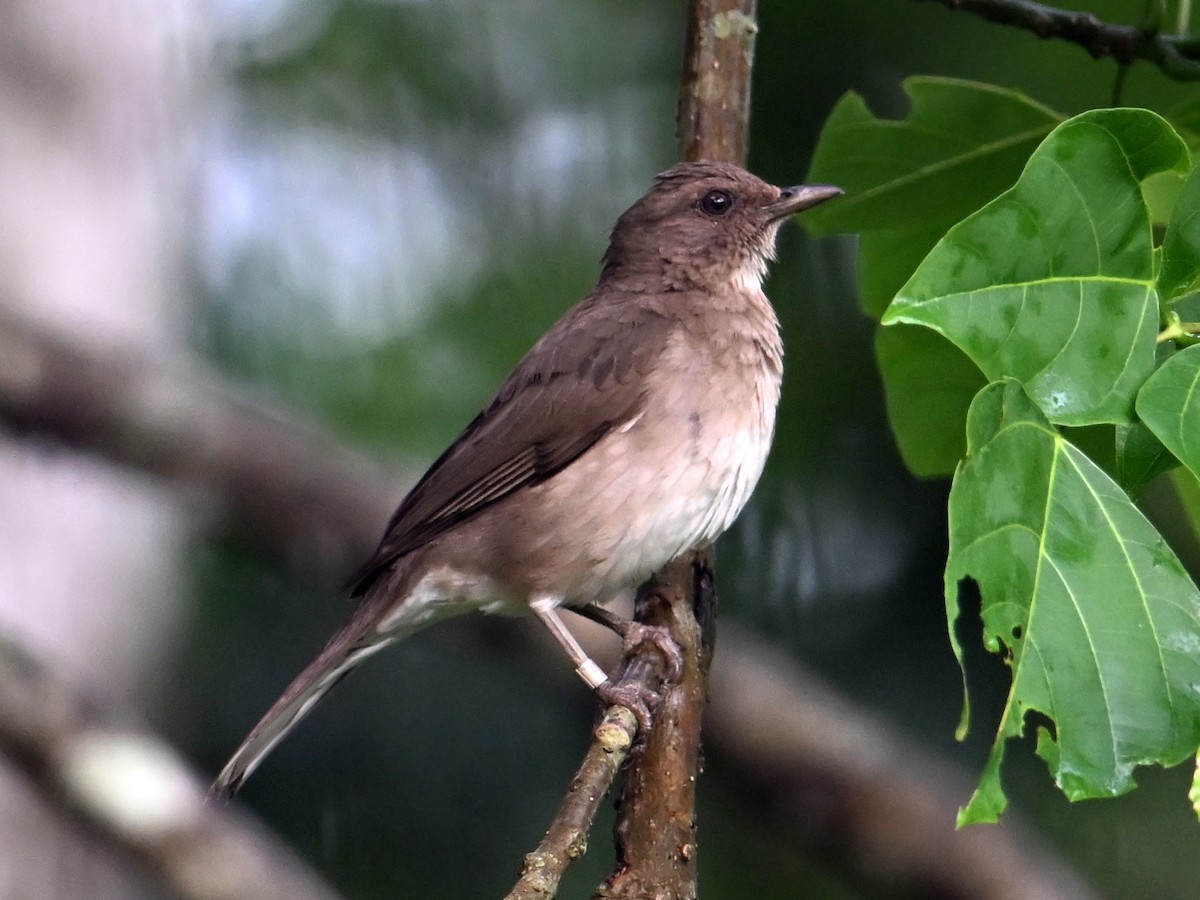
<box><xmin>347</xmin><ymin>294</ymin><xmax>676</xmax><ymax>596</ymax></box>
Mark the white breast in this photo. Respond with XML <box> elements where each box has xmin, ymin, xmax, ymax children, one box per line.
<box><xmin>583</xmin><ymin>296</ymin><xmax>783</xmax><ymax>595</ymax></box>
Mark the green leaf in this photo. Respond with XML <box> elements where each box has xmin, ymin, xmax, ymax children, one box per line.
<box><xmin>1167</xmin><ymin>93</ymin><xmax>1200</xmax><ymax>148</ymax></box>
<box><xmin>1137</xmin><ymin>345</ymin><xmax>1200</xmax><ymax>477</ymax></box>
<box><xmin>884</xmin><ymin>109</ymin><xmax>1189</xmax><ymax>427</ymax></box>
<box><xmin>1115</xmin><ymin>422</ymin><xmax>1179</xmax><ymax>496</ymax></box>
<box><xmin>1192</xmin><ymin>749</ymin><xmax>1200</xmax><ymax>822</ymax></box>
<box><xmin>805</xmin><ymin>77</ymin><xmax>1062</xmax><ymax>316</ymax></box>
<box><xmin>875</xmin><ymin>325</ymin><xmax>985</xmax><ymax>477</ymax></box>
<box><xmin>948</xmin><ymin>380</ymin><xmax>1200</xmax><ymax>824</ymax></box>
<box><xmin>858</xmin><ymin>226</ymin><xmax>947</xmax><ymax>320</ymax></box>
<box><xmin>1160</xmin><ymin>166</ymin><xmax>1200</xmax><ymax>301</ymax></box>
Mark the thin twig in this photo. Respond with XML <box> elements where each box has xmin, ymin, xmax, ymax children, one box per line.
<box><xmin>506</xmin><ymin>708</ymin><xmax>638</xmax><ymax>899</ymax></box>
<box><xmin>918</xmin><ymin>0</ymin><xmax>1200</xmax><ymax>78</ymax></box>
<box><xmin>507</xmin><ymin>560</ymin><xmax>710</xmax><ymax>899</ymax></box>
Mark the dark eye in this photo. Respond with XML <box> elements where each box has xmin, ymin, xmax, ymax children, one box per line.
<box><xmin>698</xmin><ymin>189</ymin><xmax>734</xmax><ymax>216</ymax></box>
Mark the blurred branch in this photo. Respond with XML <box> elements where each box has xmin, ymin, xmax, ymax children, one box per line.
<box><xmin>0</xmin><ymin>631</ymin><xmax>343</xmax><ymax>900</ymax></box>
<box><xmin>918</xmin><ymin>0</ymin><xmax>1200</xmax><ymax>78</ymax></box>
<box><xmin>0</xmin><ymin>304</ymin><xmax>398</xmax><ymax>569</ymax></box>
<box><xmin>0</xmin><ymin>309</ymin><xmax>1096</xmax><ymax>898</ymax></box>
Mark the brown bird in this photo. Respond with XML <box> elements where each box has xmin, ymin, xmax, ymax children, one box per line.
<box><xmin>213</xmin><ymin>161</ymin><xmax>841</xmax><ymax>795</ymax></box>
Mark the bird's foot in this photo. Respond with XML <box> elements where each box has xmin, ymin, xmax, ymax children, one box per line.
<box><xmin>595</xmin><ymin>678</ymin><xmax>661</xmax><ymax>735</ymax></box>
<box><xmin>618</xmin><ymin>621</ymin><xmax>685</xmax><ymax>684</ymax></box>
<box><xmin>594</xmin><ymin>622</ymin><xmax>686</xmax><ymax>736</ymax></box>
<box><xmin>572</xmin><ymin>604</ymin><xmax>685</xmax><ymax>684</ymax></box>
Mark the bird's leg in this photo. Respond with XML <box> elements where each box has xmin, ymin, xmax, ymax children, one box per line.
<box><xmin>565</xmin><ymin>601</ymin><xmax>688</xmax><ymax>735</ymax></box>
<box><xmin>570</xmin><ymin>601</ymin><xmax>629</xmax><ymax>635</ymax></box>
<box><xmin>531</xmin><ymin>598</ymin><xmax>664</xmax><ymax>734</ymax></box>
<box><xmin>570</xmin><ymin>602</ymin><xmax>685</xmax><ymax>684</ymax></box>
<box><xmin>530</xmin><ymin>597</ymin><xmax>608</xmax><ymax>690</ymax></box>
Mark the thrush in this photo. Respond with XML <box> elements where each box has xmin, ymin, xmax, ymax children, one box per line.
<box><xmin>213</xmin><ymin>161</ymin><xmax>841</xmax><ymax>795</ymax></box>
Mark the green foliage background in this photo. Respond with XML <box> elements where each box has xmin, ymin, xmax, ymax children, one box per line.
<box><xmin>166</xmin><ymin>1</ymin><xmax>1200</xmax><ymax>898</ymax></box>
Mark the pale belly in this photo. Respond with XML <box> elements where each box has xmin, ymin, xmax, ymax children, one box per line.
<box><xmin>566</xmin><ymin>414</ymin><xmax>771</xmax><ymax>596</ymax></box>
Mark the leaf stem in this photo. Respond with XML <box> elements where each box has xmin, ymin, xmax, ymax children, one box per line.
<box><xmin>1157</xmin><ymin>312</ymin><xmax>1200</xmax><ymax>343</ymax></box>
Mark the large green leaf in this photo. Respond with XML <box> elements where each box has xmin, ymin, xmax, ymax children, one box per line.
<box><xmin>948</xmin><ymin>380</ymin><xmax>1200</xmax><ymax>824</ymax></box>
<box><xmin>805</xmin><ymin>77</ymin><xmax>1062</xmax><ymax>316</ymax></box>
<box><xmin>1138</xmin><ymin>345</ymin><xmax>1200</xmax><ymax>476</ymax></box>
<box><xmin>884</xmin><ymin>109</ymin><xmax>1189</xmax><ymax>427</ymax></box>
<box><xmin>875</xmin><ymin>325</ymin><xmax>985</xmax><ymax>477</ymax></box>
<box><xmin>1159</xmin><ymin>165</ymin><xmax>1200</xmax><ymax>301</ymax></box>
<box><xmin>1114</xmin><ymin>421</ymin><xmax>1179</xmax><ymax>496</ymax></box>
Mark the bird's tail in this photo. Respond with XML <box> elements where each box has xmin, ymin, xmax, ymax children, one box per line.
<box><xmin>211</xmin><ymin>620</ymin><xmax>397</xmax><ymax>798</ymax></box>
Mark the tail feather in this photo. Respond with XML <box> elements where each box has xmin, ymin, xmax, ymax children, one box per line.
<box><xmin>211</xmin><ymin>625</ymin><xmax>392</xmax><ymax>798</ymax></box>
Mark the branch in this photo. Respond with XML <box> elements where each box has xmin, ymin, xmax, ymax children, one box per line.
<box><xmin>0</xmin><ymin>631</ymin><xmax>342</xmax><ymax>900</ymax></box>
<box><xmin>598</xmin><ymin>555</ymin><xmax>714</xmax><ymax>899</ymax></box>
<box><xmin>918</xmin><ymin>0</ymin><xmax>1200</xmax><ymax>78</ymax></box>
<box><xmin>507</xmin><ymin>558</ymin><xmax>712</xmax><ymax>899</ymax></box>
<box><xmin>677</xmin><ymin>0</ymin><xmax>759</xmax><ymax>163</ymax></box>
<box><xmin>0</xmin><ymin>304</ymin><xmax>400</xmax><ymax>568</ymax></box>
<box><xmin>505</xmin><ymin>706</ymin><xmax>639</xmax><ymax>898</ymax></box>
<box><xmin>0</xmin><ymin>308</ymin><xmax>1095</xmax><ymax>899</ymax></box>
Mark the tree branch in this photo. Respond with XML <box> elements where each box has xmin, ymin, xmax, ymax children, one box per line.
<box><xmin>0</xmin><ymin>631</ymin><xmax>342</xmax><ymax>900</ymax></box>
<box><xmin>598</xmin><ymin>555</ymin><xmax>715</xmax><ymax>899</ymax></box>
<box><xmin>0</xmin><ymin>304</ymin><xmax>399</xmax><ymax>568</ymax></box>
<box><xmin>0</xmin><ymin>307</ymin><xmax>1096</xmax><ymax>898</ymax></box>
<box><xmin>677</xmin><ymin>0</ymin><xmax>759</xmax><ymax>163</ymax></box>
<box><xmin>917</xmin><ymin>0</ymin><xmax>1200</xmax><ymax>78</ymax></box>
<box><xmin>505</xmin><ymin>705</ymin><xmax>640</xmax><ymax>898</ymax></box>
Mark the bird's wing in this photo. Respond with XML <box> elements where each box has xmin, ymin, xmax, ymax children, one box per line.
<box><xmin>347</xmin><ymin>294</ymin><xmax>677</xmax><ymax>596</ymax></box>
<box><xmin>213</xmin><ymin>295</ymin><xmax>678</xmax><ymax>796</ymax></box>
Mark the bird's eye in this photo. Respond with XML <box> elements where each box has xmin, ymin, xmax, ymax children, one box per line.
<box><xmin>698</xmin><ymin>189</ymin><xmax>734</xmax><ymax>216</ymax></box>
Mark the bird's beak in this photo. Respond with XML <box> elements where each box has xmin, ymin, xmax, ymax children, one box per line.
<box><xmin>764</xmin><ymin>183</ymin><xmax>843</xmax><ymax>221</ymax></box>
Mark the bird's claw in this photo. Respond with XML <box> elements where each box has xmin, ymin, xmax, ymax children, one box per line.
<box><xmin>596</xmin><ymin>678</ymin><xmax>660</xmax><ymax>735</ymax></box>
<box><xmin>620</xmin><ymin>621</ymin><xmax>685</xmax><ymax>683</ymax></box>
<box><xmin>595</xmin><ymin>623</ymin><xmax>685</xmax><ymax>735</ymax></box>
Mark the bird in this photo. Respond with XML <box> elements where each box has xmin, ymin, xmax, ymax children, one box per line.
<box><xmin>212</xmin><ymin>161</ymin><xmax>842</xmax><ymax>795</ymax></box>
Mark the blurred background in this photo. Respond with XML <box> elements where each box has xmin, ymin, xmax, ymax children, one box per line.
<box><xmin>1</xmin><ymin>1</ymin><xmax>1198</xmax><ymax>897</ymax></box>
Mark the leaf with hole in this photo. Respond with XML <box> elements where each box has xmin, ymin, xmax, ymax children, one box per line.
<box><xmin>948</xmin><ymin>380</ymin><xmax>1200</xmax><ymax>824</ymax></box>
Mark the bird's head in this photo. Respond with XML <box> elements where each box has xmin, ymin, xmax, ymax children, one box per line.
<box><xmin>600</xmin><ymin>161</ymin><xmax>841</xmax><ymax>291</ymax></box>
